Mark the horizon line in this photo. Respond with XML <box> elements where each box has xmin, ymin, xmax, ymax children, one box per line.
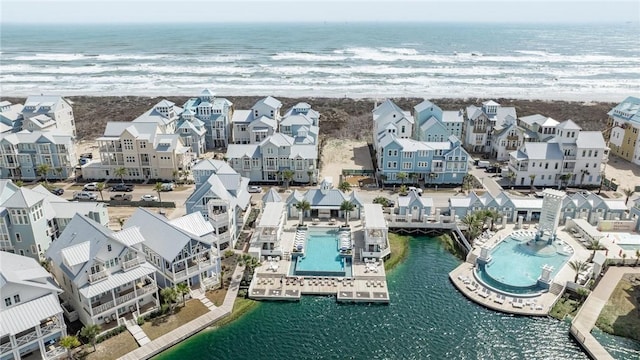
<box><xmin>2</xmin><ymin>20</ymin><xmax>638</xmax><ymax>25</ymax></box>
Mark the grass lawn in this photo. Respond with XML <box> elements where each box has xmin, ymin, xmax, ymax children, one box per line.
<box><xmin>212</xmin><ymin>298</ymin><xmax>258</xmax><ymax>329</ymax></box>
<box><xmin>385</xmin><ymin>233</ymin><xmax>410</xmax><ymax>272</ymax></box>
<box><xmin>206</xmin><ymin>288</ymin><xmax>228</xmax><ymax>307</ymax></box>
<box><xmin>595</xmin><ymin>276</ymin><xmax>640</xmax><ymax>341</ymax></box>
<box><xmin>141</xmin><ymin>300</ymin><xmax>210</xmax><ymax>340</ymax></box>
<box><xmin>81</xmin><ymin>332</ymin><xmax>138</xmax><ymax>360</ymax></box>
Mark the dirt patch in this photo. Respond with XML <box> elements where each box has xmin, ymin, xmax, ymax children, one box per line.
<box><xmin>141</xmin><ymin>299</ymin><xmax>209</xmax><ymax>340</ymax></box>
<box><xmin>205</xmin><ymin>288</ymin><xmax>228</xmax><ymax>307</ymax></box>
<box><xmin>82</xmin><ymin>331</ymin><xmax>138</xmax><ymax>360</ymax></box>
<box><xmin>320</xmin><ymin>139</ymin><xmax>373</xmax><ymax>183</ymax></box>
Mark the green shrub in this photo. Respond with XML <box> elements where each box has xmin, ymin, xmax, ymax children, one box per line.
<box><xmin>95</xmin><ymin>325</ymin><xmax>126</xmax><ymax>343</ymax></box>
<box><xmin>237</xmin><ymin>289</ymin><xmax>247</xmax><ymax>298</ymax></box>
<box><xmin>137</xmin><ymin>317</ymin><xmax>145</xmax><ymax>326</ymax></box>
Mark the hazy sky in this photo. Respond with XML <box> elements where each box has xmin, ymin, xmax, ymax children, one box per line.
<box><xmin>1</xmin><ymin>0</ymin><xmax>639</xmax><ymax>24</ymax></box>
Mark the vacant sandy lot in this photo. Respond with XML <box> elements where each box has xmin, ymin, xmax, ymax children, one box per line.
<box><xmin>604</xmin><ymin>155</ymin><xmax>640</xmax><ymax>192</ymax></box>
<box><xmin>320</xmin><ymin>139</ymin><xmax>373</xmax><ymax>183</ymax></box>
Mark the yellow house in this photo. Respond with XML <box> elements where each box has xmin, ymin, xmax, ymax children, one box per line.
<box><xmin>606</xmin><ymin>96</ymin><xmax>640</xmax><ymax>165</ymax></box>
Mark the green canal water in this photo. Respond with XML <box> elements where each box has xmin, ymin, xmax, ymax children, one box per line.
<box><xmin>156</xmin><ymin>237</ymin><xmax>640</xmax><ymax>360</ymax></box>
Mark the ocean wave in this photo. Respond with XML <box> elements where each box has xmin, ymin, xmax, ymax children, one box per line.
<box><xmin>271</xmin><ymin>52</ymin><xmax>347</xmax><ymax>61</ymax></box>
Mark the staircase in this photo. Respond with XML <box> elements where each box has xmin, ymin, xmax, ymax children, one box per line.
<box><xmin>283</xmin><ymin>251</ymin><xmax>291</xmax><ymax>261</ymax></box>
<box><xmin>191</xmin><ymin>289</ymin><xmax>216</xmax><ymax>311</ymax></box>
<box><xmin>466</xmin><ymin>252</ymin><xmax>478</xmax><ymax>265</ymax></box>
<box><xmin>354</xmin><ymin>250</ymin><xmax>361</xmax><ymax>262</ymax></box>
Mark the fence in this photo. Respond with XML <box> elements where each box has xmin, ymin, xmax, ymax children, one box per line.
<box><xmin>602</xmin><ymin>177</ymin><xmax>618</xmax><ymax>191</ymax></box>
<box><xmin>106</xmin><ymin>200</ymin><xmax>176</xmax><ymax>208</ymax></box>
<box><xmin>342</xmin><ymin>169</ymin><xmax>375</xmax><ymax>176</ymax></box>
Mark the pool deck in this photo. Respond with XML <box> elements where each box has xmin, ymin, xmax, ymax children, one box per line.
<box><xmin>449</xmin><ymin>223</ymin><xmax>592</xmax><ymax>316</ymax></box>
<box><xmin>570</xmin><ymin>266</ymin><xmax>640</xmax><ymax>360</ymax></box>
<box><xmin>249</xmin><ymin>218</ymin><xmax>390</xmax><ymax>303</ymax></box>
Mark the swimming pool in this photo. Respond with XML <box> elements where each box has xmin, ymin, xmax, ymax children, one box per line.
<box><xmin>293</xmin><ymin>228</ymin><xmax>352</xmax><ymax>277</ymax></box>
<box><xmin>475</xmin><ymin>234</ymin><xmax>572</xmax><ymax>295</ymax></box>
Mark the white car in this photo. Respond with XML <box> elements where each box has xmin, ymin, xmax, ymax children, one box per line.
<box><xmin>248</xmin><ymin>186</ymin><xmax>262</xmax><ymax>193</ymax></box>
<box><xmin>141</xmin><ymin>194</ymin><xmax>159</xmax><ymax>202</ymax></box>
<box><xmin>408</xmin><ymin>186</ymin><xmax>423</xmax><ymax>195</ymax></box>
<box><xmin>74</xmin><ymin>191</ymin><xmax>97</xmax><ymax>201</ymax></box>
<box><xmin>83</xmin><ymin>182</ymin><xmax>99</xmax><ymax>191</ymax></box>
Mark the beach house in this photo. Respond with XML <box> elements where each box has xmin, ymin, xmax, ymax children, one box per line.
<box><xmin>0</xmin><ymin>180</ymin><xmax>109</xmax><ymax>260</ymax></box>
<box><xmin>361</xmin><ymin>204</ymin><xmax>390</xmax><ymax>259</ymax></box>
<box><xmin>182</xmin><ymin>89</ymin><xmax>233</xmax><ymax>149</ymax></box>
<box><xmin>0</xmin><ymin>130</ymin><xmax>77</xmax><ymax>181</ymax></box>
<box><xmin>397</xmin><ymin>191</ymin><xmax>434</xmax><ymax>222</ymax></box>
<box><xmin>463</xmin><ymin>100</ymin><xmax>517</xmax><ymax>154</ymax></box>
<box><xmin>285</xmin><ymin>177</ymin><xmax>363</xmax><ymax>221</ymax></box>
<box><xmin>413</xmin><ymin>99</ymin><xmax>464</xmax><ymax>140</ymax></box>
<box><xmin>0</xmin><ymin>100</ymin><xmax>24</xmax><ymax>134</ymax></box>
<box><xmin>373</xmin><ymin>100</ymin><xmax>470</xmax><ymax>186</ymax></box>
<box><xmin>19</xmin><ymin>96</ymin><xmax>76</xmax><ymax>138</ymax></box>
<box><xmin>124</xmin><ymin>209</ymin><xmax>221</xmax><ymax>290</ymax></box>
<box><xmin>186</xmin><ymin>159</ymin><xmax>251</xmax><ymax>249</ymax></box>
<box><xmin>46</xmin><ymin>214</ymin><xmax>160</xmax><ymax>331</ymax></box>
<box><xmin>605</xmin><ymin>96</ymin><xmax>640</xmax><ymax>165</ymax></box>
<box><xmin>0</xmin><ymin>251</ymin><xmax>67</xmax><ymax>360</ymax></box>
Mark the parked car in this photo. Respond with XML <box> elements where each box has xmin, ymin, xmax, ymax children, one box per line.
<box><xmin>141</xmin><ymin>194</ymin><xmax>159</xmax><ymax>202</ymax></box>
<box><xmin>485</xmin><ymin>166</ymin><xmax>499</xmax><ymax>173</ymax></box>
<box><xmin>110</xmin><ymin>194</ymin><xmax>132</xmax><ymax>201</ymax></box>
<box><xmin>408</xmin><ymin>186</ymin><xmax>423</xmax><ymax>195</ymax></box>
<box><xmin>83</xmin><ymin>182</ymin><xmax>99</xmax><ymax>191</ymax></box>
<box><xmin>49</xmin><ymin>188</ymin><xmax>64</xmax><ymax>196</ymax></box>
<box><xmin>160</xmin><ymin>182</ymin><xmax>175</xmax><ymax>191</ymax></box>
<box><xmin>477</xmin><ymin>160</ymin><xmax>491</xmax><ymax>168</ymax></box>
<box><xmin>248</xmin><ymin>186</ymin><xmax>262</xmax><ymax>193</ymax></box>
<box><xmin>79</xmin><ymin>158</ymin><xmax>90</xmax><ymax>166</ymax></box>
<box><xmin>80</xmin><ymin>153</ymin><xmax>93</xmax><ymax>159</ymax></box>
<box><xmin>73</xmin><ymin>191</ymin><xmax>97</xmax><ymax>201</ymax></box>
<box><xmin>110</xmin><ymin>183</ymin><xmax>135</xmax><ymax>192</ymax></box>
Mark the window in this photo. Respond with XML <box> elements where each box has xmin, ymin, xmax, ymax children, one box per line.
<box><xmin>126</xmin><ymin>156</ymin><xmax>135</xmax><ymax>163</ymax></box>
<box><xmin>107</xmin><ymin>244</ymin><xmax>112</xmax><ymax>252</ymax></box>
<box><xmin>13</xmin><ymin>294</ymin><xmax>20</xmax><ymax>304</ymax></box>
<box><xmin>544</xmin><ymin>163</ymin><xmax>548</xmax><ymax>169</ymax></box>
<box><xmin>10</xmin><ymin>209</ymin><xmax>29</xmax><ymax>225</ymax></box>
<box><xmin>402</xmin><ymin>162</ymin><xmax>412</xmax><ymax>169</ymax></box>
<box><xmin>139</xmin><ymin>141</ymin><xmax>147</xmax><ymax>149</ymax></box>
<box><xmin>123</xmin><ymin>139</ymin><xmax>133</xmax><ymax>150</ymax></box>
<box><xmin>401</xmin><ymin>125</ymin><xmax>406</xmax><ymax>133</ymax></box>
<box><xmin>4</xmin><ymin>297</ymin><xmax>11</xmax><ymax>306</ymax></box>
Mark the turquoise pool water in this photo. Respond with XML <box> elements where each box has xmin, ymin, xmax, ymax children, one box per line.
<box><xmin>294</xmin><ymin>228</ymin><xmax>352</xmax><ymax>277</ymax></box>
<box><xmin>476</xmin><ymin>235</ymin><xmax>570</xmax><ymax>295</ymax></box>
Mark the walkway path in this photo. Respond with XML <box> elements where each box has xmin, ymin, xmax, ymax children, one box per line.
<box><xmin>124</xmin><ymin>320</ymin><xmax>151</xmax><ymax>346</ymax></box>
<box><xmin>570</xmin><ymin>266</ymin><xmax>640</xmax><ymax>360</ymax></box>
<box><xmin>192</xmin><ymin>289</ymin><xmax>217</xmax><ymax>311</ymax></box>
<box><xmin>118</xmin><ymin>264</ymin><xmax>245</xmax><ymax>360</ymax></box>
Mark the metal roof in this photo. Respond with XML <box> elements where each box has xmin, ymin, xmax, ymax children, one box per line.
<box><xmin>79</xmin><ymin>263</ymin><xmax>156</xmax><ymax>298</ymax></box>
<box><xmin>112</xmin><ymin>226</ymin><xmax>146</xmax><ymax>247</ymax></box>
<box><xmin>0</xmin><ymin>293</ymin><xmax>63</xmax><ymax>337</ymax></box>
<box><xmin>262</xmin><ymin>188</ymin><xmax>282</xmax><ymax>203</ymax></box>
<box><xmin>170</xmin><ymin>212</ymin><xmax>214</xmax><ymax>237</ymax></box>
<box><xmin>60</xmin><ymin>241</ymin><xmax>91</xmax><ymax>266</ymax></box>
<box><xmin>258</xmin><ymin>202</ymin><xmax>285</xmax><ymax>227</ymax></box>
<box><xmin>363</xmin><ymin>204</ymin><xmax>386</xmax><ymax>229</ymax></box>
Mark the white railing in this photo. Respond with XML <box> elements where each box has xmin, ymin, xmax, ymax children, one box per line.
<box><xmin>15</xmin><ymin>330</ymin><xmax>38</xmax><ymax>346</ymax></box>
<box><xmin>88</xmin><ymin>270</ymin><xmax>108</xmax><ymax>283</ymax></box>
<box><xmin>40</xmin><ymin>322</ymin><xmax>62</xmax><ymax>336</ymax></box>
<box><xmin>45</xmin><ymin>345</ymin><xmax>66</xmax><ymax>359</ymax></box>
<box><xmin>122</xmin><ymin>257</ymin><xmax>143</xmax><ymax>271</ymax></box>
<box><xmin>116</xmin><ymin>292</ymin><xmax>135</xmax><ymax>306</ymax></box>
<box><xmin>137</xmin><ymin>284</ymin><xmax>157</xmax><ymax>296</ymax></box>
<box><xmin>1</xmin><ymin>342</ymin><xmax>12</xmax><ymax>353</ymax></box>
<box><xmin>92</xmin><ymin>301</ymin><xmax>115</xmax><ymax>314</ymax></box>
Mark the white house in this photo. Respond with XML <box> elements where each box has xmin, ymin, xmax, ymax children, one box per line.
<box><xmin>0</xmin><ymin>252</ymin><xmax>67</xmax><ymax>360</ymax></box>
<box><xmin>0</xmin><ymin>100</ymin><xmax>24</xmax><ymax>134</ymax></box>
<box><xmin>46</xmin><ymin>214</ymin><xmax>159</xmax><ymax>331</ymax></box>
<box><xmin>248</xmin><ymin>202</ymin><xmax>286</xmax><ymax>259</ymax></box>
<box><xmin>182</xmin><ymin>89</ymin><xmax>234</xmax><ymax>149</ymax></box>
<box><xmin>20</xmin><ymin>96</ymin><xmax>76</xmax><ymax>138</ymax></box>
<box><xmin>231</xmin><ymin>96</ymin><xmax>282</xmax><ymax>144</ymax></box>
<box><xmin>361</xmin><ymin>204</ymin><xmax>390</xmax><ymax>259</ymax></box>
<box><xmin>124</xmin><ymin>209</ymin><xmax>221</xmax><ymax>290</ymax></box>
<box><xmin>464</xmin><ymin>100</ymin><xmax>517</xmax><ymax>153</ymax></box>
<box><xmin>0</xmin><ymin>180</ymin><xmax>109</xmax><ymax>260</ymax></box>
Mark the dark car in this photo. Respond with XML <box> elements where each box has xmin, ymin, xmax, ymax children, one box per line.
<box><xmin>110</xmin><ymin>183</ymin><xmax>135</xmax><ymax>192</ymax></box>
<box><xmin>80</xmin><ymin>152</ymin><xmax>93</xmax><ymax>159</ymax></box>
<box><xmin>485</xmin><ymin>166</ymin><xmax>500</xmax><ymax>173</ymax></box>
<box><xmin>49</xmin><ymin>188</ymin><xmax>64</xmax><ymax>196</ymax></box>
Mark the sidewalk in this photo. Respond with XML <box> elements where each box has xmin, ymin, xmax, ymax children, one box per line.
<box><xmin>118</xmin><ymin>264</ymin><xmax>245</xmax><ymax>360</ymax></box>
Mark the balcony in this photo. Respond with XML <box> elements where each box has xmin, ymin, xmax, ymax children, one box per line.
<box><xmin>40</xmin><ymin>322</ymin><xmax>63</xmax><ymax>336</ymax></box>
<box><xmin>115</xmin><ymin>291</ymin><xmax>136</xmax><ymax>306</ymax></box>
<box><xmin>88</xmin><ymin>270</ymin><xmax>108</xmax><ymax>283</ymax></box>
<box><xmin>137</xmin><ymin>283</ymin><xmax>157</xmax><ymax>296</ymax></box>
<box><xmin>45</xmin><ymin>345</ymin><xmax>66</xmax><ymax>359</ymax></box>
<box><xmin>1</xmin><ymin>341</ymin><xmax>12</xmax><ymax>354</ymax></box>
<box><xmin>92</xmin><ymin>301</ymin><xmax>115</xmax><ymax>314</ymax></box>
<box><xmin>122</xmin><ymin>257</ymin><xmax>144</xmax><ymax>271</ymax></box>
<box><xmin>210</xmin><ymin>211</ymin><xmax>229</xmax><ymax>225</ymax></box>
<box><xmin>473</xmin><ymin>126</ymin><xmax>487</xmax><ymax>134</ymax></box>
<box><xmin>15</xmin><ymin>329</ymin><xmax>38</xmax><ymax>347</ymax></box>
<box><xmin>264</xmin><ymin>164</ymin><xmax>278</xmax><ymax>171</ymax></box>
<box><xmin>140</xmin><ymin>161</ymin><xmax>150</xmax><ymax>166</ymax></box>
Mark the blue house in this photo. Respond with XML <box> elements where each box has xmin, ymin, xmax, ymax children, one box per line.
<box><xmin>397</xmin><ymin>191</ymin><xmax>433</xmax><ymax>221</ymax></box>
<box><xmin>182</xmin><ymin>89</ymin><xmax>233</xmax><ymax>149</ymax></box>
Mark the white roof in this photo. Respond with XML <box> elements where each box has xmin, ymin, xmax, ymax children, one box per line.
<box><xmin>0</xmin><ymin>293</ymin><xmax>62</xmax><ymax>337</ymax></box>
<box><xmin>79</xmin><ymin>263</ymin><xmax>156</xmax><ymax>298</ymax></box>
<box><xmin>112</xmin><ymin>226</ymin><xmax>146</xmax><ymax>247</ymax></box>
<box><xmin>572</xmin><ymin>218</ymin><xmax>604</xmax><ymax>239</ymax></box>
<box><xmin>258</xmin><ymin>202</ymin><xmax>285</xmax><ymax>227</ymax></box>
<box><xmin>169</xmin><ymin>212</ymin><xmax>215</xmax><ymax>237</ymax></box>
<box><xmin>61</xmin><ymin>241</ymin><xmax>91</xmax><ymax>266</ymax></box>
<box><xmin>602</xmin><ymin>200</ymin><xmax>627</xmax><ymax>211</ymax></box>
<box><xmin>363</xmin><ymin>203</ymin><xmax>386</xmax><ymax>229</ymax></box>
<box><xmin>510</xmin><ymin>197</ymin><xmax>543</xmax><ymax>209</ymax></box>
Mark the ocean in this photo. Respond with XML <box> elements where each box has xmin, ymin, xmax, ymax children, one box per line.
<box><xmin>1</xmin><ymin>22</ymin><xmax>639</xmax><ymax>100</ymax></box>
<box><xmin>154</xmin><ymin>237</ymin><xmax>640</xmax><ymax>360</ymax></box>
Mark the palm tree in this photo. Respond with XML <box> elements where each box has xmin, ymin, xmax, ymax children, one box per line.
<box><xmin>96</xmin><ymin>182</ymin><xmax>105</xmax><ymax>201</ymax></box>
<box><xmin>175</xmin><ymin>282</ymin><xmax>190</xmax><ymax>307</ymax></box>
<box><xmin>559</xmin><ymin>173</ymin><xmax>572</xmax><ymax>189</ymax></box>
<box><xmin>579</xmin><ymin>169</ymin><xmax>590</xmax><ymax>186</ymax></box>
<box><xmin>529</xmin><ymin>174</ymin><xmax>536</xmax><ymax>194</ymax></box>
<box><xmin>338</xmin><ymin>181</ymin><xmax>351</xmax><ymax>193</ymax></box>
<box><xmin>635</xmin><ymin>249</ymin><xmax>640</xmax><ymax>266</ymax></box>
<box><xmin>622</xmin><ymin>187</ymin><xmax>635</xmax><ymax>205</ymax></box>
<box><xmin>340</xmin><ymin>200</ymin><xmax>355</xmax><ymax>226</ymax></box>
<box><xmin>462</xmin><ymin>174</ymin><xmax>474</xmax><ymax>192</ymax></box>
<box><xmin>182</xmin><ymin>170</ymin><xmax>191</xmax><ymax>184</ymax></box>
<box><xmin>55</xmin><ymin>167</ymin><xmax>64</xmax><ymax>180</ymax></box>
<box><xmin>280</xmin><ymin>169</ymin><xmax>295</xmax><ymax>189</ymax></box>
<box><xmin>239</xmin><ymin>254</ymin><xmax>261</xmax><ymax>281</ymax></box>
<box><xmin>306</xmin><ymin>170</ymin><xmax>314</xmax><ymax>185</ymax></box>
<box><xmin>622</xmin><ymin>252</ymin><xmax>628</xmax><ymax>265</ymax></box>
<box><xmin>36</xmin><ymin>163</ymin><xmax>52</xmax><ymax>184</ymax></box>
<box><xmin>398</xmin><ymin>184</ymin><xmax>408</xmax><ymax>196</ymax></box>
<box><xmin>15</xmin><ymin>180</ymin><xmax>24</xmax><ymax>187</ymax></box>
<box><xmin>461</xmin><ymin>213</ymin><xmax>483</xmax><ymax>242</ymax></box>
<box><xmin>114</xmin><ymin>166</ymin><xmax>126</xmax><ymax>184</ymax></box>
<box><xmin>397</xmin><ymin>172</ymin><xmax>408</xmax><ymax>185</ymax></box>
<box><xmin>154</xmin><ymin>182</ymin><xmax>163</xmax><ymax>207</ymax></box>
<box><xmin>568</xmin><ymin>260</ymin><xmax>589</xmax><ymax>283</ymax></box>
<box><xmin>160</xmin><ymin>287</ymin><xmax>178</xmax><ymax>314</ymax></box>
<box><xmin>60</xmin><ymin>335</ymin><xmax>80</xmax><ymax>360</ymax></box>
<box><xmin>294</xmin><ymin>200</ymin><xmax>311</xmax><ymax>226</ymax></box>
<box><xmin>482</xmin><ymin>209</ymin><xmax>500</xmax><ymax>231</ymax></box>
<box><xmin>506</xmin><ymin>171</ymin><xmax>517</xmax><ymax>187</ymax></box>
<box><xmin>172</xmin><ymin>170</ymin><xmax>180</xmax><ymax>184</ymax></box>
<box><xmin>80</xmin><ymin>324</ymin><xmax>101</xmax><ymax>352</ymax></box>
<box><xmin>410</xmin><ymin>172</ymin><xmax>419</xmax><ymax>185</ymax></box>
